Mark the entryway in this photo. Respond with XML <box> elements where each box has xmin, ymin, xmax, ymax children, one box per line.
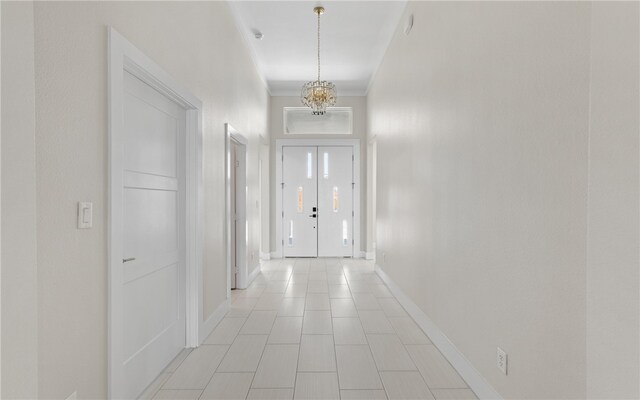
<box><xmin>276</xmin><ymin>139</ymin><xmax>361</xmax><ymax>258</ymax></box>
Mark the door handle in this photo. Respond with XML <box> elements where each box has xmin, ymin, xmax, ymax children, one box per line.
<box><xmin>123</xmin><ymin>257</ymin><xmax>136</xmax><ymax>263</ymax></box>
<box><xmin>309</xmin><ymin>214</ymin><xmax>317</xmax><ymax>218</ymax></box>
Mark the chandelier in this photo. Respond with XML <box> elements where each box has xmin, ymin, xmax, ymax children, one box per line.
<box><xmin>301</xmin><ymin>6</ymin><xmax>337</xmax><ymax>115</ymax></box>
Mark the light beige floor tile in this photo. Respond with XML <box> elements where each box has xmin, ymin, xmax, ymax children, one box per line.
<box><xmin>340</xmin><ymin>390</ymin><xmax>388</xmax><ymax>399</ymax></box>
<box><xmin>227</xmin><ymin>297</ymin><xmax>258</xmax><ymax>317</ymax></box>
<box><xmin>358</xmin><ymin>311</ymin><xmax>395</xmax><ymax>334</ymax></box>
<box><xmin>265</xmin><ymin>281</ymin><xmax>289</xmax><ymax>293</ymax></box>
<box><xmin>253</xmin><ymin>293</ymin><xmax>284</xmax><ymax>311</ymax></box>
<box><xmin>165</xmin><ymin>348</ymin><xmax>193</xmax><ymax>372</ymax></box>
<box><xmin>389</xmin><ymin>317</ymin><xmax>431</xmax><ymax>345</ymax></box>
<box><xmin>378</xmin><ymin>298</ymin><xmax>407</xmax><ymax>317</ymax></box>
<box><xmin>153</xmin><ymin>390</ymin><xmax>202</xmax><ymax>399</ymax></box>
<box><xmin>380</xmin><ymin>371</ymin><xmax>434</xmax><ymax>400</ymax></box>
<box><xmin>163</xmin><ymin>345</ymin><xmax>229</xmax><ymax>389</ymax></box>
<box><xmin>369</xmin><ymin>284</ymin><xmax>394</xmax><ymax>298</ymax></box>
<box><xmin>294</xmin><ymin>372</ymin><xmax>340</xmax><ymax>400</ymax></box>
<box><xmin>200</xmin><ymin>373</ymin><xmax>253</xmax><ymax>400</ymax></box>
<box><xmin>333</xmin><ymin>318</ymin><xmax>367</xmax><ymax>345</ymax></box>
<box><xmin>367</xmin><ymin>275</ymin><xmax>384</xmax><ymax>285</ymax></box>
<box><xmin>431</xmin><ymin>388</ymin><xmax>477</xmax><ymax>400</ymax></box>
<box><xmin>335</xmin><ymin>345</ymin><xmax>383</xmax><ymax>390</ymax></box>
<box><xmin>268</xmin><ymin>317</ymin><xmax>303</xmax><ymax>344</ymax></box>
<box><xmin>247</xmin><ymin>388</ymin><xmax>294</xmax><ymax>400</ymax></box>
<box><xmin>278</xmin><ymin>297</ymin><xmax>306</xmax><ymax>317</ymax></box>
<box><xmin>290</xmin><ymin>274</ymin><xmax>309</xmax><ymax>283</ymax></box>
<box><xmin>307</xmin><ymin>280</ymin><xmax>329</xmax><ymax>293</ymax></box>
<box><xmin>309</xmin><ymin>271</ymin><xmax>328</xmax><ymax>281</ymax></box>
<box><xmin>298</xmin><ymin>335</ymin><xmax>336</xmax><ymax>371</ymax></box>
<box><xmin>267</xmin><ymin>271</ymin><xmax>292</xmax><ymax>281</ymax></box>
<box><xmin>352</xmin><ymin>293</ymin><xmax>381</xmax><ymax>310</ymax></box>
<box><xmin>240</xmin><ymin>310</ymin><xmax>277</xmax><ymax>334</ymax></box>
<box><xmin>326</xmin><ymin>265</ymin><xmax>343</xmax><ymax>274</ymax></box>
<box><xmin>327</xmin><ymin>274</ymin><xmax>348</xmax><ymax>285</ymax></box>
<box><xmin>305</xmin><ymin>293</ymin><xmax>330</xmax><ymax>310</ymax></box>
<box><xmin>406</xmin><ymin>345</ymin><xmax>467</xmax><ymax>388</ymax></box>
<box><xmin>205</xmin><ymin>318</ymin><xmax>246</xmax><ymax>344</ymax></box>
<box><xmin>217</xmin><ymin>335</ymin><xmax>267</xmax><ymax>372</ymax></box>
<box><xmin>236</xmin><ymin>286</ymin><xmax>266</xmax><ymax>298</ymax></box>
<box><xmin>252</xmin><ymin>344</ymin><xmax>299</xmax><ymax>388</ymax></box>
<box><xmin>367</xmin><ymin>334</ymin><xmax>416</xmax><ymax>371</ymax></box>
<box><xmin>330</xmin><ymin>298</ymin><xmax>358</xmax><ymax>317</ymax></box>
<box><xmin>328</xmin><ymin>285</ymin><xmax>351</xmax><ymax>299</ymax></box>
<box><xmin>348</xmin><ymin>281</ymin><xmax>372</xmax><ymax>294</ymax></box>
<box><xmin>302</xmin><ymin>310</ymin><xmax>333</xmax><ymax>334</ymax></box>
<box><xmin>284</xmin><ymin>284</ymin><xmax>307</xmax><ymax>298</ymax></box>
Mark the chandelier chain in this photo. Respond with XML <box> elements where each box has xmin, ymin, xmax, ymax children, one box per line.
<box><xmin>317</xmin><ymin>10</ymin><xmax>321</xmax><ymax>82</ymax></box>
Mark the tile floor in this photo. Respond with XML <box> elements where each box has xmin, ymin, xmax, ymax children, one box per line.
<box><xmin>143</xmin><ymin>258</ymin><xmax>477</xmax><ymax>400</ymax></box>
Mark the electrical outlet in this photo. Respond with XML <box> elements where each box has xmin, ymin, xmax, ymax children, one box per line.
<box><xmin>497</xmin><ymin>347</ymin><xmax>507</xmax><ymax>375</ymax></box>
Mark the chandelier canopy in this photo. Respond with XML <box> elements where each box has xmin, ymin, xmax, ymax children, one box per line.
<box><xmin>301</xmin><ymin>6</ymin><xmax>337</xmax><ymax>115</ymax></box>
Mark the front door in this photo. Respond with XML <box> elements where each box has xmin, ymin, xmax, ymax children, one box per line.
<box><xmin>120</xmin><ymin>71</ymin><xmax>186</xmax><ymax>398</ymax></box>
<box><xmin>282</xmin><ymin>146</ymin><xmax>354</xmax><ymax>257</ymax></box>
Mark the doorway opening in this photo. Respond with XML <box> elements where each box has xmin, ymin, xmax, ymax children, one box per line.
<box><xmin>225</xmin><ymin>124</ymin><xmax>248</xmax><ymax>293</ymax></box>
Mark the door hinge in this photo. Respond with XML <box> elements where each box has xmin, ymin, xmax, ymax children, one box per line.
<box><xmin>281</xmin><ymin>182</ymin><xmax>285</xmax><ymax>188</ymax></box>
<box><xmin>352</xmin><ymin>155</ymin><xmax>354</xmax><ymax>161</ymax></box>
<box><xmin>282</xmin><ymin>239</ymin><xmax>284</xmax><ymax>246</ymax></box>
<box><xmin>235</xmin><ymin>160</ymin><xmax>240</xmax><ymax>167</ymax></box>
<box><xmin>352</xmin><ymin>239</ymin><xmax>354</xmax><ymax>245</ymax></box>
<box><xmin>352</xmin><ymin>182</ymin><xmax>355</xmax><ymax>188</ymax></box>
<box><xmin>352</xmin><ymin>211</ymin><xmax>354</xmax><ymax>217</ymax></box>
<box><xmin>282</xmin><ymin>211</ymin><xmax>284</xmax><ymax>218</ymax></box>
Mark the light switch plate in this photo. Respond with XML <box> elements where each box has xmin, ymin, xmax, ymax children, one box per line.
<box><xmin>77</xmin><ymin>202</ymin><xmax>93</xmax><ymax>229</ymax></box>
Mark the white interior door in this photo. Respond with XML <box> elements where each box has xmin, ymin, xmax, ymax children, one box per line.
<box><xmin>120</xmin><ymin>71</ymin><xmax>186</xmax><ymax>398</ymax></box>
<box><xmin>318</xmin><ymin>146</ymin><xmax>354</xmax><ymax>257</ymax></box>
<box><xmin>282</xmin><ymin>146</ymin><xmax>318</xmax><ymax>257</ymax></box>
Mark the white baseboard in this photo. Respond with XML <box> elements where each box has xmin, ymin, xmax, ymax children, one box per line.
<box><xmin>199</xmin><ymin>298</ymin><xmax>230</xmax><ymax>345</ymax></box>
<box><xmin>357</xmin><ymin>251</ymin><xmax>366</xmax><ymax>258</ymax></box>
<box><xmin>375</xmin><ymin>265</ymin><xmax>502</xmax><ymax>400</ymax></box>
<box><xmin>260</xmin><ymin>251</ymin><xmax>271</xmax><ymax>260</ymax></box>
<box><xmin>270</xmin><ymin>251</ymin><xmax>280</xmax><ymax>259</ymax></box>
<box><xmin>365</xmin><ymin>251</ymin><xmax>375</xmax><ymax>260</ymax></box>
<box><xmin>247</xmin><ymin>264</ymin><xmax>261</xmax><ymax>285</ymax></box>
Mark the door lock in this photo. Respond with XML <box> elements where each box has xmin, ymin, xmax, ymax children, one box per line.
<box><xmin>309</xmin><ymin>214</ymin><xmax>317</xmax><ymax>218</ymax></box>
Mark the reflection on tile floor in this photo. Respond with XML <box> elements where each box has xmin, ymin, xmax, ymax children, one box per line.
<box><xmin>142</xmin><ymin>258</ymin><xmax>477</xmax><ymax>400</ymax></box>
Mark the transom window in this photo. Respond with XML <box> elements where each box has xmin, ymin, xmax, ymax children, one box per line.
<box><xmin>284</xmin><ymin>107</ymin><xmax>353</xmax><ymax>135</ymax></box>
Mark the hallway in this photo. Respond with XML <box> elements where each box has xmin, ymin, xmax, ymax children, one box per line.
<box><xmin>144</xmin><ymin>258</ymin><xmax>475</xmax><ymax>400</ymax></box>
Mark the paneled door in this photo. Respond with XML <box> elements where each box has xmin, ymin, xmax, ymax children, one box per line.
<box><xmin>282</xmin><ymin>146</ymin><xmax>354</xmax><ymax>257</ymax></box>
<box><xmin>120</xmin><ymin>71</ymin><xmax>186</xmax><ymax>397</ymax></box>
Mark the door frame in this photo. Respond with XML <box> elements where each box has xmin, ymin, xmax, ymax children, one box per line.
<box><xmin>275</xmin><ymin>139</ymin><xmax>361</xmax><ymax>259</ymax></box>
<box><xmin>225</xmin><ymin>124</ymin><xmax>248</xmax><ymax>294</ymax></box>
<box><xmin>108</xmin><ymin>27</ymin><xmax>204</xmax><ymax>399</ymax></box>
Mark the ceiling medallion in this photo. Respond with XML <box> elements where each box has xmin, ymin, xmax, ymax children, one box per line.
<box><xmin>301</xmin><ymin>6</ymin><xmax>337</xmax><ymax>115</ymax></box>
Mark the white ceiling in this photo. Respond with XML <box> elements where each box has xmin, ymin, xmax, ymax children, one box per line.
<box><xmin>229</xmin><ymin>1</ymin><xmax>407</xmax><ymax>96</ymax></box>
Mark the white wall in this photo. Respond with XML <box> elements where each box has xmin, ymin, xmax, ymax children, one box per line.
<box><xmin>25</xmin><ymin>2</ymin><xmax>268</xmax><ymax>398</ymax></box>
<box><xmin>1</xmin><ymin>2</ymin><xmax>39</xmax><ymax>398</ymax></box>
<box><xmin>586</xmin><ymin>3</ymin><xmax>639</xmax><ymax>397</ymax></box>
<box><xmin>368</xmin><ymin>2</ymin><xmax>638</xmax><ymax>398</ymax></box>
<box><xmin>269</xmin><ymin>96</ymin><xmax>367</xmax><ymax>256</ymax></box>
